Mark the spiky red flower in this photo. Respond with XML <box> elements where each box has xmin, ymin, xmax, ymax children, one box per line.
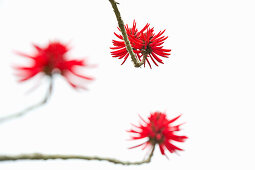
<box><xmin>110</xmin><ymin>21</ymin><xmax>148</xmax><ymax>64</ymax></box>
<box><xmin>111</xmin><ymin>20</ymin><xmax>171</xmax><ymax>68</ymax></box>
<box><xmin>15</xmin><ymin>41</ymin><xmax>93</xmax><ymax>89</ymax></box>
<box><xmin>128</xmin><ymin>112</ymin><xmax>187</xmax><ymax>156</ymax></box>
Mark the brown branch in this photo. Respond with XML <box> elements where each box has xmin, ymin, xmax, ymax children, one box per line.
<box><xmin>108</xmin><ymin>0</ymin><xmax>148</xmax><ymax>67</ymax></box>
<box><xmin>0</xmin><ymin>145</ymin><xmax>155</xmax><ymax>165</ymax></box>
<box><xmin>0</xmin><ymin>77</ymin><xmax>53</xmax><ymax>124</ymax></box>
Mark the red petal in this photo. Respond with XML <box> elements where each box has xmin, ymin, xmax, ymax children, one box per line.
<box><xmin>159</xmin><ymin>144</ymin><xmax>166</xmax><ymax>155</ymax></box>
<box><xmin>128</xmin><ymin>142</ymin><xmax>147</xmax><ymax>149</ymax></box>
<box><xmin>168</xmin><ymin>114</ymin><xmax>182</xmax><ymax>124</ymax></box>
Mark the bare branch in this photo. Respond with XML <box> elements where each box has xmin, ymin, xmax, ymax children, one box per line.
<box><xmin>0</xmin><ymin>77</ymin><xmax>53</xmax><ymax>124</ymax></box>
<box><xmin>0</xmin><ymin>145</ymin><xmax>155</xmax><ymax>165</ymax></box>
<box><xmin>108</xmin><ymin>0</ymin><xmax>148</xmax><ymax>67</ymax></box>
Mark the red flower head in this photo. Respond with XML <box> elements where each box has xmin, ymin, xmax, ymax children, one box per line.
<box><xmin>128</xmin><ymin>112</ymin><xmax>187</xmax><ymax>156</ymax></box>
<box><xmin>111</xmin><ymin>20</ymin><xmax>171</xmax><ymax>68</ymax></box>
<box><xmin>15</xmin><ymin>41</ymin><xmax>93</xmax><ymax>89</ymax></box>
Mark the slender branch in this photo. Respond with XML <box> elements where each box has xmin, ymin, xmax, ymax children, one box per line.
<box><xmin>0</xmin><ymin>145</ymin><xmax>155</xmax><ymax>165</ymax></box>
<box><xmin>108</xmin><ymin>0</ymin><xmax>148</xmax><ymax>67</ymax></box>
<box><xmin>0</xmin><ymin>77</ymin><xmax>53</xmax><ymax>124</ymax></box>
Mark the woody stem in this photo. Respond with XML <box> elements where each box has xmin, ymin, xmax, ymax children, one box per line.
<box><xmin>108</xmin><ymin>0</ymin><xmax>148</xmax><ymax>67</ymax></box>
<box><xmin>0</xmin><ymin>144</ymin><xmax>155</xmax><ymax>165</ymax></box>
<box><xmin>0</xmin><ymin>77</ymin><xmax>53</xmax><ymax>124</ymax></box>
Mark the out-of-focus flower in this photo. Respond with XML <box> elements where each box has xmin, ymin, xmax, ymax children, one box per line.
<box><xmin>15</xmin><ymin>41</ymin><xmax>93</xmax><ymax>89</ymax></box>
<box><xmin>111</xmin><ymin>20</ymin><xmax>171</xmax><ymax>68</ymax></box>
<box><xmin>128</xmin><ymin>112</ymin><xmax>187</xmax><ymax>156</ymax></box>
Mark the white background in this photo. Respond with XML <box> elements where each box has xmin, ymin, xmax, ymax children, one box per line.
<box><xmin>0</xmin><ymin>0</ymin><xmax>255</xmax><ymax>169</ymax></box>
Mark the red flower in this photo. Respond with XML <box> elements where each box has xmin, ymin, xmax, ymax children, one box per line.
<box><xmin>128</xmin><ymin>112</ymin><xmax>187</xmax><ymax>156</ymax></box>
<box><xmin>111</xmin><ymin>20</ymin><xmax>171</xmax><ymax>68</ymax></box>
<box><xmin>111</xmin><ymin>21</ymin><xmax>148</xmax><ymax>65</ymax></box>
<box><xmin>15</xmin><ymin>41</ymin><xmax>93</xmax><ymax>89</ymax></box>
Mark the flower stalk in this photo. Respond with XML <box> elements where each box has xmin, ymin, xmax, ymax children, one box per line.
<box><xmin>0</xmin><ymin>144</ymin><xmax>155</xmax><ymax>165</ymax></box>
<box><xmin>0</xmin><ymin>77</ymin><xmax>53</xmax><ymax>124</ymax></box>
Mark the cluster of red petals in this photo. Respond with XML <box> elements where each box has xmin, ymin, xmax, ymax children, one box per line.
<box><xmin>111</xmin><ymin>20</ymin><xmax>171</xmax><ymax>68</ymax></box>
<box><xmin>128</xmin><ymin>112</ymin><xmax>187</xmax><ymax>156</ymax></box>
<box><xmin>15</xmin><ymin>41</ymin><xmax>93</xmax><ymax>89</ymax></box>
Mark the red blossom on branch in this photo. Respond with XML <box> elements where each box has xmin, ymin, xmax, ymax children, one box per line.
<box><xmin>128</xmin><ymin>112</ymin><xmax>187</xmax><ymax>156</ymax></box>
<box><xmin>15</xmin><ymin>41</ymin><xmax>93</xmax><ymax>89</ymax></box>
<box><xmin>111</xmin><ymin>20</ymin><xmax>171</xmax><ymax>68</ymax></box>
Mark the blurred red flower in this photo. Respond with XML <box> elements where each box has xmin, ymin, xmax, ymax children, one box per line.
<box><xmin>128</xmin><ymin>112</ymin><xmax>187</xmax><ymax>156</ymax></box>
<box><xmin>111</xmin><ymin>20</ymin><xmax>171</xmax><ymax>68</ymax></box>
<box><xmin>15</xmin><ymin>41</ymin><xmax>93</xmax><ymax>89</ymax></box>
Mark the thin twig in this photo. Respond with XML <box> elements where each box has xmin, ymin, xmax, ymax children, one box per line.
<box><xmin>0</xmin><ymin>77</ymin><xmax>53</xmax><ymax>124</ymax></box>
<box><xmin>108</xmin><ymin>0</ymin><xmax>148</xmax><ymax>67</ymax></box>
<box><xmin>0</xmin><ymin>145</ymin><xmax>155</xmax><ymax>165</ymax></box>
